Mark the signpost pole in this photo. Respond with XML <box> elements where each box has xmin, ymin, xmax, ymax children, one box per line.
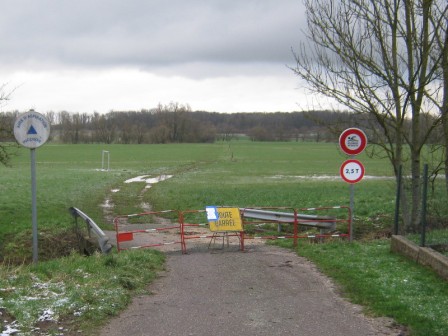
<box><xmin>349</xmin><ymin>183</ymin><xmax>354</xmax><ymax>242</ymax></box>
<box><xmin>31</xmin><ymin>148</ymin><xmax>38</xmax><ymax>263</ymax></box>
<box><xmin>339</xmin><ymin>128</ymin><xmax>367</xmax><ymax>242</ymax></box>
<box><xmin>349</xmin><ymin>154</ymin><xmax>355</xmax><ymax>242</ymax></box>
<box><xmin>13</xmin><ymin>110</ymin><xmax>51</xmax><ymax>265</ymax></box>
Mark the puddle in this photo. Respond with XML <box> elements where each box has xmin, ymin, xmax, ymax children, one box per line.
<box><xmin>101</xmin><ymin>199</ymin><xmax>114</xmax><ymax>209</ymax></box>
<box><xmin>124</xmin><ymin>175</ymin><xmax>150</xmax><ymax>183</ymax></box>
<box><xmin>101</xmin><ymin>175</ymin><xmax>173</xmax><ymax>222</ymax></box>
<box><xmin>141</xmin><ymin>202</ymin><xmax>152</xmax><ymax>212</ymax></box>
<box><xmin>124</xmin><ymin>174</ymin><xmax>173</xmax><ymax>184</ymax></box>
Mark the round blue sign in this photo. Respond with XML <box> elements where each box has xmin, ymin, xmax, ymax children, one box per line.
<box><xmin>14</xmin><ymin>110</ymin><xmax>51</xmax><ymax>149</ymax></box>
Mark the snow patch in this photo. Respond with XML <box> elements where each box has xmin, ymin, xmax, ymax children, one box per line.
<box><xmin>1</xmin><ymin>321</ymin><xmax>21</xmax><ymax>336</ymax></box>
<box><xmin>124</xmin><ymin>175</ymin><xmax>173</xmax><ymax>185</ymax></box>
<box><xmin>101</xmin><ymin>199</ymin><xmax>114</xmax><ymax>209</ymax></box>
<box><xmin>37</xmin><ymin>308</ymin><xmax>56</xmax><ymax>322</ymax></box>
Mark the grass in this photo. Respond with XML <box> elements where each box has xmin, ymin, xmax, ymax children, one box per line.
<box><xmin>0</xmin><ymin>141</ymin><xmax>447</xmax><ymax>334</ymax></box>
<box><xmin>0</xmin><ymin>143</ymin><xmax>223</xmax><ymax>233</ymax></box>
<box><xmin>0</xmin><ymin>249</ymin><xmax>164</xmax><ymax>335</ymax></box>
<box><xmin>274</xmin><ymin>239</ymin><xmax>448</xmax><ymax>336</ymax></box>
<box><xmin>0</xmin><ymin>141</ymin><xmax>400</xmax><ymax>239</ymax></box>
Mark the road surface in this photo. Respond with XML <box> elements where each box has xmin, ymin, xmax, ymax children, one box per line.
<box><xmin>100</xmin><ymin>241</ymin><xmax>403</xmax><ymax>336</ymax></box>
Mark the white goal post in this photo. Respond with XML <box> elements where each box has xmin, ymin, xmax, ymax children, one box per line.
<box><xmin>101</xmin><ymin>150</ymin><xmax>110</xmax><ymax>171</ymax></box>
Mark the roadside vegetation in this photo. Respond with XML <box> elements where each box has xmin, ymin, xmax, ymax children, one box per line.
<box><xmin>274</xmin><ymin>239</ymin><xmax>448</xmax><ymax>336</ymax></box>
<box><xmin>0</xmin><ymin>250</ymin><xmax>164</xmax><ymax>335</ymax></box>
<box><xmin>0</xmin><ymin>141</ymin><xmax>447</xmax><ymax>334</ymax></box>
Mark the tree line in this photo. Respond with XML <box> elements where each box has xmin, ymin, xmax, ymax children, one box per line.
<box><xmin>0</xmin><ymin>103</ymin><xmax>368</xmax><ymax>144</ymax></box>
<box><xmin>1</xmin><ymin>103</ymin><xmax>445</xmax><ymax>146</ymax></box>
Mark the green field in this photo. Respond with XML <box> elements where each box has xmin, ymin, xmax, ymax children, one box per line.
<box><xmin>0</xmin><ymin>141</ymin><xmax>395</xmax><ymax>232</ymax></box>
<box><xmin>1</xmin><ymin>141</ymin><xmax>447</xmax><ymax>335</ymax></box>
<box><xmin>2</xmin><ymin>141</ymin><xmax>447</xmax><ymax>257</ymax></box>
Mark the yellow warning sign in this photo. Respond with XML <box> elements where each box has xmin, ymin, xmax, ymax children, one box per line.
<box><xmin>209</xmin><ymin>207</ymin><xmax>243</xmax><ymax>232</ymax></box>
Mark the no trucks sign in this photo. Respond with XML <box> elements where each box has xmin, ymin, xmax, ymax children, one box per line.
<box><xmin>339</xmin><ymin>128</ymin><xmax>367</xmax><ymax>156</ymax></box>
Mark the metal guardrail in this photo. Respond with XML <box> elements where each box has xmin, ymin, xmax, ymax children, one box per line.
<box><xmin>241</xmin><ymin>208</ymin><xmax>336</xmax><ymax>230</ymax></box>
<box><xmin>69</xmin><ymin>207</ymin><xmax>113</xmax><ymax>254</ymax></box>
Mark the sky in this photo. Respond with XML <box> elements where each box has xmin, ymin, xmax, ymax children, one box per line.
<box><xmin>0</xmin><ymin>0</ymin><xmax>311</xmax><ymax>114</ymax></box>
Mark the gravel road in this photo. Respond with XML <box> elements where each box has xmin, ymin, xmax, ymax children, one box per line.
<box><xmin>99</xmin><ymin>240</ymin><xmax>403</xmax><ymax>336</ymax></box>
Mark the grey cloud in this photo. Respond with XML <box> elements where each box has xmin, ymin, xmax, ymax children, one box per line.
<box><xmin>0</xmin><ymin>0</ymin><xmax>305</xmax><ymax>69</ymax></box>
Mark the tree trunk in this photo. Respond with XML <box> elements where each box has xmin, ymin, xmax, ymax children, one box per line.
<box><xmin>442</xmin><ymin>25</ymin><xmax>448</xmax><ymax>196</ymax></box>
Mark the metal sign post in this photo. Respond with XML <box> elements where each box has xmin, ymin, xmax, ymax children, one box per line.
<box><xmin>339</xmin><ymin>128</ymin><xmax>367</xmax><ymax>242</ymax></box>
<box><xmin>349</xmin><ymin>183</ymin><xmax>355</xmax><ymax>240</ymax></box>
<box><xmin>14</xmin><ymin>110</ymin><xmax>51</xmax><ymax>263</ymax></box>
<box><xmin>31</xmin><ymin>148</ymin><xmax>38</xmax><ymax>262</ymax></box>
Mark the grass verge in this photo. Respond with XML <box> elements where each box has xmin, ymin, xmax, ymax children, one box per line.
<box><xmin>0</xmin><ymin>249</ymin><xmax>165</xmax><ymax>335</ymax></box>
<box><xmin>274</xmin><ymin>239</ymin><xmax>448</xmax><ymax>336</ymax></box>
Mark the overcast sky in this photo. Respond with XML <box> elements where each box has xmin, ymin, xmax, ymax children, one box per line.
<box><xmin>0</xmin><ymin>0</ymin><xmax>311</xmax><ymax>114</ymax></box>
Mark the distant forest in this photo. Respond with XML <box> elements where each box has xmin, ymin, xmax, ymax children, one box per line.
<box><xmin>0</xmin><ymin>103</ymin><xmax>442</xmax><ymax>144</ymax></box>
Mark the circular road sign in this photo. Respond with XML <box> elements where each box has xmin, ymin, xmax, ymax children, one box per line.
<box><xmin>340</xmin><ymin>159</ymin><xmax>365</xmax><ymax>184</ymax></box>
<box><xmin>339</xmin><ymin>128</ymin><xmax>367</xmax><ymax>156</ymax></box>
<box><xmin>14</xmin><ymin>110</ymin><xmax>51</xmax><ymax>149</ymax></box>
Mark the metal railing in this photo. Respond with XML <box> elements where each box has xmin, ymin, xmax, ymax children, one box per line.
<box><xmin>241</xmin><ymin>208</ymin><xmax>336</xmax><ymax>230</ymax></box>
<box><xmin>69</xmin><ymin>207</ymin><xmax>113</xmax><ymax>254</ymax></box>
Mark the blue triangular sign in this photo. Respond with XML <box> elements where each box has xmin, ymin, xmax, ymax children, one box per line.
<box><xmin>27</xmin><ymin>125</ymin><xmax>38</xmax><ymax>135</ymax></box>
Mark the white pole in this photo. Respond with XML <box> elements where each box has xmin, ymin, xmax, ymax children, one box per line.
<box><xmin>102</xmin><ymin>151</ymin><xmax>110</xmax><ymax>171</ymax></box>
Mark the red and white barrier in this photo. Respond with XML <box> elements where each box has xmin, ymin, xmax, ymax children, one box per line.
<box><xmin>114</xmin><ymin>206</ymin><xmax>351</xmax><ymax>254</ymax></box>
<box><xmin>114</xmin><ymin>210</ymin><xmax>186</xmax><ymax>253</ymax></box>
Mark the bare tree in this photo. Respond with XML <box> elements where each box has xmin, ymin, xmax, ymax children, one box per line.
<box><xmin>0</xmin><ymin>84</ymin><xmax>11</xmax><ymax>107</ymax></box>
<box><xmin>292</xmin><ymin>0</ymin><xmax>448</xmax><ymax>231</ymax></box>
<box><xmin>439</xmin><ymin>22</ymin><xmax>448</xmax><ymax>195</ymax></box>
<box><xmin>0</xmin><ymin>85</ymin><xmax>16</xmax><ymax>166</ymax></box>
<box><xmin>156</xmin><ymin>102</ymin><xmax>191</xmax><ymax>143</ymax></box>
<box><xmin>91</xmin><ymin>112</ymin><xmax>116</xmax><ymax>144</ymax></box>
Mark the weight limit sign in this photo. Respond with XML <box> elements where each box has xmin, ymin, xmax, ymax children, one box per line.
<box><xmin>340</xmin><ymin>159</ymin><xmax>365</xmax><ymax>184</ymax></box>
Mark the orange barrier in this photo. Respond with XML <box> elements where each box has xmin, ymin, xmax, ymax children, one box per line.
<box><xmin>114</xmin><ymin>210</ymin><xmax>186</xmax><ymax>253</ymax></box>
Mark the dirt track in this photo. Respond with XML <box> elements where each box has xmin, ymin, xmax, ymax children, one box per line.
<box><xmin>99</xmin><ymin>238</ymin><xmax>404</xmax><ymax>336</ymax></box>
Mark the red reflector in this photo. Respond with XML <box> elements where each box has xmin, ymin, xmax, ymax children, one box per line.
<box><xmin>118</xmin><ymin>232</ymin><xmax>134</xmax><ymax>242</ymax></box>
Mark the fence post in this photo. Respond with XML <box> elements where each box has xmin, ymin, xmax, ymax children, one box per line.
<box><xmin>420</xmin><ymin>164</ymin><xmax>429</xmax><ymax>247</ymax></box>
<box><xmin>394</xmin><ymin>165</ymin><xmax>402</xmax><ymax>235</ymax></box>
